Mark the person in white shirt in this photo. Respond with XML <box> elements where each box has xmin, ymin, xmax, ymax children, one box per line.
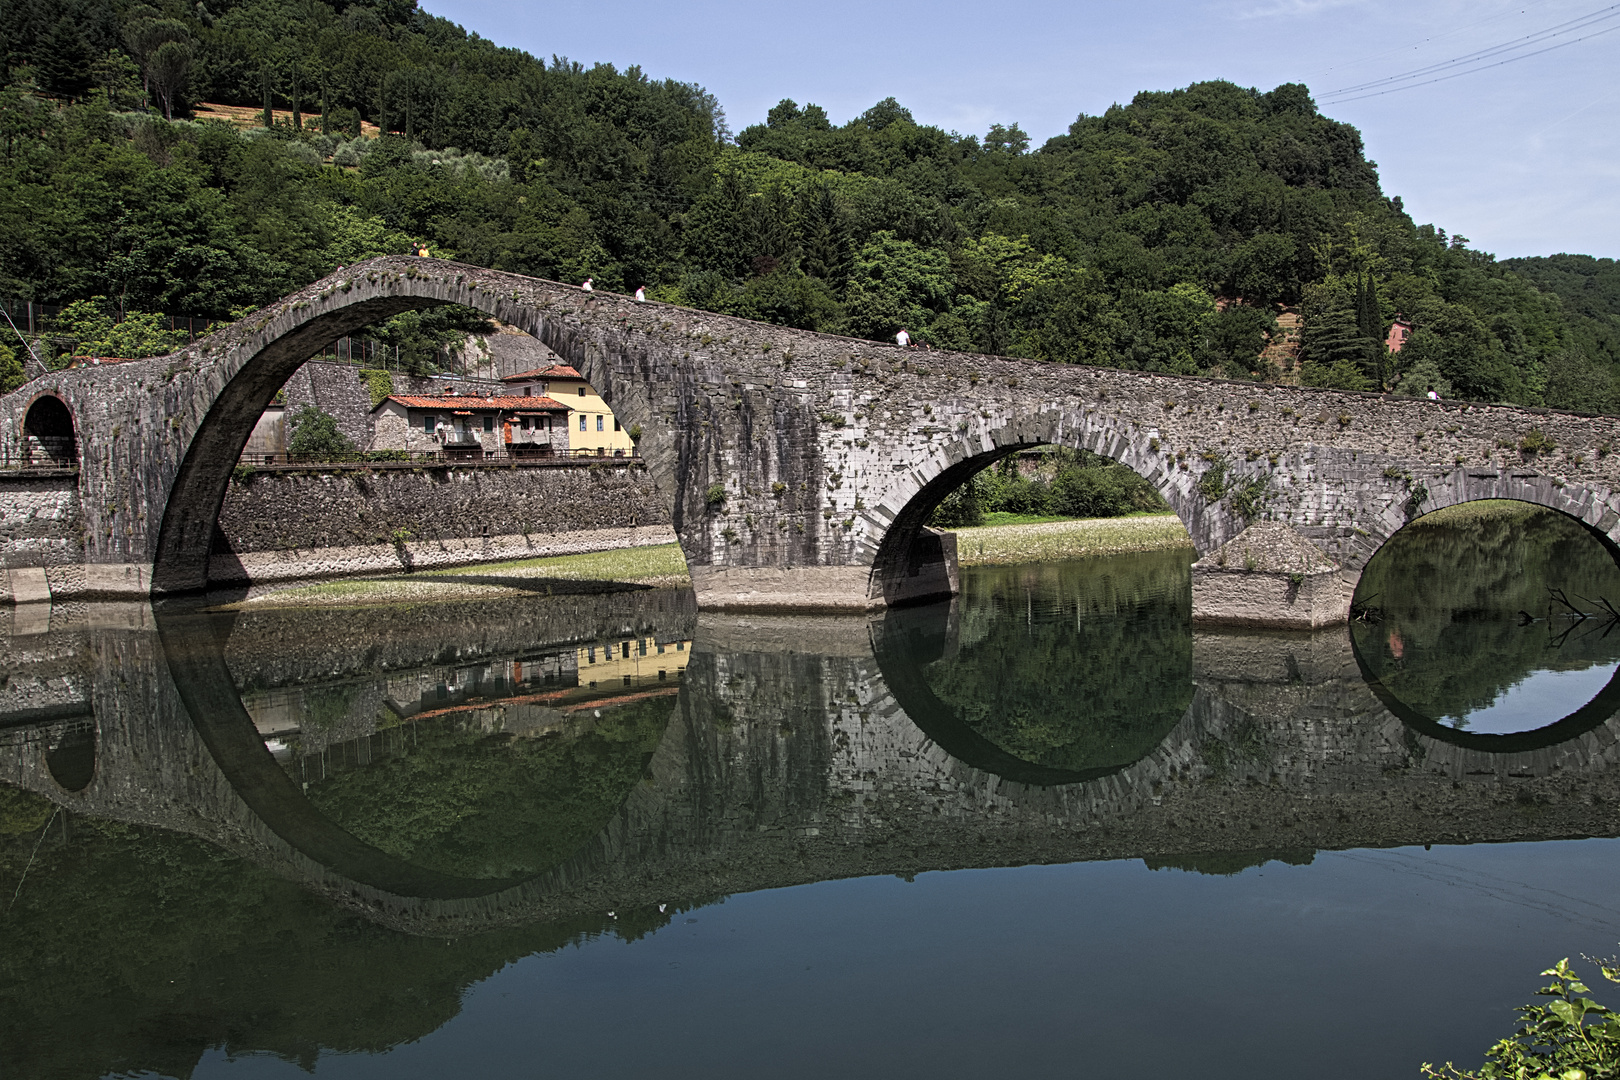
<box><xmin>582</xmin><ymin>277</ymin><xmax>593</xmax><ymax>292</ymax></box>
<box><xmin>634</xmin><ymin>285</ymin><xmax>646</xmax><ymax>302</ymax></box>
<box><xmin>1426</xmin><ymin>386</ymin><xmax>1439</xmax><ymax>401</ymax></box>
<box><xmin>896</xmin><ymin>328</ymin><xmax>910</xmax><ymax>348</ymax></box>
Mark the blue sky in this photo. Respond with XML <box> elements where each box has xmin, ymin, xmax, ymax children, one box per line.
<box><xmin>422</xmin><ymin>0</ymin><xmax>1619</xmax><ymax>260</ymax></box>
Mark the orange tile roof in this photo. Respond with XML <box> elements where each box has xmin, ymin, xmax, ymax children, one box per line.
<box><xmin>378</xmin><ymin>394</ymin><xmax>570</xmax><ymax>412</ymax></box>
<box><xmin>502</xmin><ymin>364</ymin><xmax>583</xmax><ymax>381</ymax></box>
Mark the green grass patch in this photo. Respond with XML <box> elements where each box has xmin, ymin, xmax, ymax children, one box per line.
<box><xmin>978</xmin><ymin>510</ymin><xmax>1170</xmax><ymax>527</ymax></box>
<box><xmin>438</xmin><ymin>543</ymin><xmax>689</xmax><ymax>582</ymax></box>
<box><xmin>950</xmin><ymin>513</ymin><xmax>1193</xmax><ymax>566</ymax></box>
<box><xmin>1413</xmin><ymin>499</ymin><xmax>1545</xmax><ymax>527</ymax></box>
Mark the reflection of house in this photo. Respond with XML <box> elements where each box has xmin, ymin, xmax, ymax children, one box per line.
<box><xmin>576</xmin><ymin>636</ymin><xmax>688</xmax><ymax>689</ymax></box>
<box><xmin>501</xmin><ymin>365</ymin><xmax>635</xmax><ymax>456</ymax></box>
<box><xmin>1386</xmin><ymin>318</ymin><xmax>1412</xmax><ymax>354</ymax></box>
<box><xmin>370</xmin><ymin>390</ymin><xmax>571</xmax><ymax>456</ymax></box>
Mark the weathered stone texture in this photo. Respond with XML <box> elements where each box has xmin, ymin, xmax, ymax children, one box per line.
<box><xmin>278</xmin><ymin>360</ymin><xmax>373</xmax><ymax>449</ymax></box>
<box><xmin>0</xmin><ymin>473</ymin><xmax>82</xmax><ymax>570</ymax></box>
<box><xmin>214</xmin><ymin>460</ymin><xmax>668</xmax><ymax>553</ymax></box>
<box><xmin>1192</xmin><ymin>522</ymin><xmax>1351</xmax><ymax>628</ymax></box>
<box><xmin>3</xmin><ymin>255</ymin><xmax>1619</xmax><ymax>612</ymax></box>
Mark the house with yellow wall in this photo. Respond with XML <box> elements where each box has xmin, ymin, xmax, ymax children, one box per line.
<box><xmin>501</xmin><ymin>365</ymin><xmax>636</xmax><ymax>456</ymax></box>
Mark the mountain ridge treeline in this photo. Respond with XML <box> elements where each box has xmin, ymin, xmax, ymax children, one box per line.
<box><xmin>3</xmin><ymin>0</ymin><xmax>1618</xmax><ymax>412</ymax></box>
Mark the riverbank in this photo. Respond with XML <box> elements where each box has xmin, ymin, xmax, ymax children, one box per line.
<box><xmin>948</xmin><ymin>513</ymin><xmax>1194</xmax><ymax>566</ymax></box>
<box><xmin>222</xmin><ymin>543</ymin><xmax>691</xmax><ymax>609</ymax></box>
<box><xmin>225</xmin><ymin>513</ymin><xmax>1196</xmax><ymax>608</ymax></box>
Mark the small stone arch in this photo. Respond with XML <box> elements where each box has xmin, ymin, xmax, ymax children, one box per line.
<box><xmin>1349</xmin><ymin>479</ymin><xmax>1620</xmax><ymax>584</ymax></box>
<box><xmin>44</xmin><ymin>721</ymin><xmax>96</xmax><ymax>792</ymax></box>
<box><xmin>21</xmin><ymin>393</ymin><xmax>78</xmax><ymax>467</ymax></box>
<box><xmin>1349</xmin><ymin>490</ymin><xmax>1620</xmax><ymax>756</ymax></box>
<box><xmin>862</xmin><ymin>413</ymin><xmax>1213</xmax><ymax>606</ymax></box>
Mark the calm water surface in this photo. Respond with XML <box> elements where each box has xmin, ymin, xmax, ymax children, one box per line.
<box><xmin>3</xmin><ymin>507</ymin><xmax>1620</xmax><ymax>1079</ymax></box>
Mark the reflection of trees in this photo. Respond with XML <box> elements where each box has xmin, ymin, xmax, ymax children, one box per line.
<box><xmin>1353</xmin><ymin>504</ymin><xmax>1620</xmax><ymax>724</ymax></box>
<box><xmin>300</xmin><ymin>696</ymin><xmax>672</xmax><ymax>879</ymax></box>
<box><xmin>0</xmin><ymin>784</ymin><xmax>693</xmax><ymax>1080</ymax></box>
<box><xmin>924</xmin><ymin>552</ymin><xmax>1193</xmax><ymax>772</ymax></box>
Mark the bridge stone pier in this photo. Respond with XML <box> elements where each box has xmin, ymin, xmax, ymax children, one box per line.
<box><xmin>3</xmin><ymin>255</ymin><xmax>1620</xmax><ymax>615</ymax></box>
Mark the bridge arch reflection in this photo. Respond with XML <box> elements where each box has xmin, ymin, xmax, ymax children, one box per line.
<box><xmin>1351</xmin><ymin>498</ymin><xmax>1620</xmax><ymax>751</ymax></box>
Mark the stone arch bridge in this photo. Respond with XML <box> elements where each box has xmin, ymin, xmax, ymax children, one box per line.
<box><xmin>3</xmin><ymin>255</ymin><xmax>1619</xmax><ymax>612</ymax></box>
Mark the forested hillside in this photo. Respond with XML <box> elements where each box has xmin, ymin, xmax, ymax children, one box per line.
<box><xmin>2</xmin><ymin>0</ymin><xmax>1616</xmax><ymax>412</ymax></box>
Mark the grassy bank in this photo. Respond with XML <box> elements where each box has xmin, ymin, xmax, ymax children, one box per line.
<box><xmin>226</xmin><ymin>544</ymin><xmax>690</xmax><ymax>609</ymax></box>
<box><xmin>949</xmin><ymin>513</ymin><xmax>1194</xmax><ymax>566</ymax></box>
<box><xmin>1412</xmin><ymin>499</ymin><xmax>1545</xmax><ymax>527</ymax></box>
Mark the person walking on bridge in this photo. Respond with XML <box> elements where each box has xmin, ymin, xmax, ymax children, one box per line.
<box><xmin>581</xmin><ymin>277</ymin><xmax>594</xmax><ymax>292</ymax></box>
<box><xmin>896</xmin><ymin>328</ymin><xmax>911</xmax><ymax>348</ymax></box>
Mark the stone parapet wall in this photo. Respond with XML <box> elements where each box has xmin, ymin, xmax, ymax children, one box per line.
<box><xmin>214</xmin><ymin>459</ymin><xmax>669</xmax><ymax>556</ymax></box>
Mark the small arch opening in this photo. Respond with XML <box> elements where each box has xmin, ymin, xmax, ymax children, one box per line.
<box><xmin>45</xmin><ymin>722</ymin><xmax>97</xmax><ymax>792</ymax></box>
<box><xmin>22</xmin><ymin>395</ymin><xmax>78</xmax><ymax>467</ymax></box>
<box><xmin>1352</xmin><ymin>499</ymin><xmax>1620</xmax><ymax>748</ymax></box>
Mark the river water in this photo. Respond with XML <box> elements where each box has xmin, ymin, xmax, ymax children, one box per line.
<box><xmin>4</xmin><ymin>504</ymin><xmax>1620</xmax><ymax>1079</ymax></box>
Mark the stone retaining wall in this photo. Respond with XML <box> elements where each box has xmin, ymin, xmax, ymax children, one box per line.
<box><xmin>0</xmin><ymin>461</ymin><xmax>674</xmax><ymax>601</ymax></box>
<box><xmin>214</xmin><ymin>459</ymin><xmax>668</xmax><ymax>554</ymax></box>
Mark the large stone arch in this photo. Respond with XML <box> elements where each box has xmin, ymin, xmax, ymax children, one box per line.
<box><xmin>149</xmin><ymin>267</ymin><xmax>665</xmax><ymax>594</ymax></box>
<box><xmin>5</xmin><ymin>253</ymin><xmax>1620</xmax><ymax>614</ymax></box>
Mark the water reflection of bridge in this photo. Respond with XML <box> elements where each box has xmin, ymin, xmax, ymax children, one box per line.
<box><xmin>3</xmin><ymin>592</ymin><xmax>1619</xmax><ymax>936</ymax></box>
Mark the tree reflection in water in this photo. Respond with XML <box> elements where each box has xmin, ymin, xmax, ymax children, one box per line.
<box><xmin>903</xmin><ymin>550</ymin><xmax>1195</xmax><ymax>777</ymax></box>
<box><xmin>1352</xmin><ymin>501</ymin><xmax>1620</xmax><ymax>734</ymax></box>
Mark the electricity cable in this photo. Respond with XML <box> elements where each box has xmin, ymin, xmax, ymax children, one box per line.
<box><xmin>1320</xmin><ymin>21</ymin><xmax>1620</xmax><ymax>103</ymax></box>
<box><xmin>1325</xmin><ymin>1</ymin><xmax>1620</xmax><ymax>96</ymax></box>
<box><xmin>1319</xmin><ymin>1</ymin><xmax>1620</xmax><ymax>103</ymax></box>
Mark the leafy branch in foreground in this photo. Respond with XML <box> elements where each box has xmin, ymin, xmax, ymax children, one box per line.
<box><xmin>1423</xmin><ymin>957</ymin><xmax>1620</xmax><ymax>1080</ymax></box>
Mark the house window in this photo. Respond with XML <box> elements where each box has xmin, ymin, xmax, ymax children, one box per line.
<box><xmin>483</xmin><ymin>416</ymin><xmax>494</xmax><ymax>432</ymax></box>
<box><xmin>579</xmin><ymin>414</ymin><xmax>587</xmax><ymax>431</ymax></box>
<box><xmin>577</xmin><ymin>387</ymin><xmax>586</xmax><ymax>397</ymax></box>
<box><xmin>613</xmin><ymin>418</ymin><xmax>621</xmax><ymax>431</ymax></box>
<box><xmin>596</xmin><ymin>415</ymin><xmax>604</xmax><ymax>431</ymax></box>
<box><xmin>523</xmin><ymin>386</ymin><xmax>531</xmax><ymax>396</ymax></box>
<box><xmin>423</xmin><ymin>415</ymin><xmax>434</xmax><ymax>432</ymax></box>
<box><xmin>520</xmin><ymin>417</ymin><xmax>530</xmax><ymax>431</ymax></box>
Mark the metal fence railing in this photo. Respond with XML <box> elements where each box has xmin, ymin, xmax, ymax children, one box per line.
<box><xmin>241</xmin><ymin>448</ymin><xmax>642</xmax><ymax>468</ymax></box>
<box><xmin>0</xmin><ymin>452</ymin><xmax>78</xmax><ymax>472</ymax></box>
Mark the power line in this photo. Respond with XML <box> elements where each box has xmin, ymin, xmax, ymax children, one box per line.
<box><xmin>1322</xmin><ymin>21</ymin><xmax>1620</xmax><ymax>104</ymax></box>
<box><xmin>1320</xmin><ymin>1</ymin><xmax>1620</xmax><ymax>102</ymax></box>
<box><xmin>1315</xmin><ymin>2</ymin><xmax>1549</xmax><ymax>81</ymax></box>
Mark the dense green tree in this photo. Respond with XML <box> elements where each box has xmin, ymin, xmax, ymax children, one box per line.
<box><xmin>0</xmin><ymin>4</ymin><xmax>1608</xmax><ymax>403</ymax></box>
<box><xmin>287</xmin><ymin>404</ymin><xmax>355</xmax><ymax>456</ymax></box>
